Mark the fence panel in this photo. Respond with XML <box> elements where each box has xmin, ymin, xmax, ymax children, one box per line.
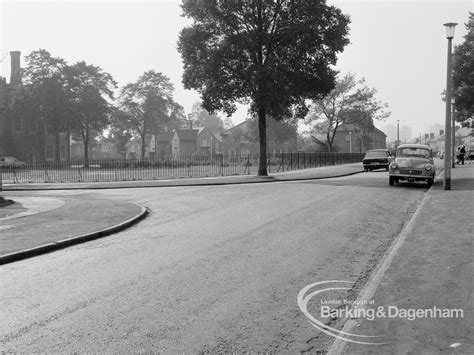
<box><xmin>0</xmin><ymin>152</ymin><xmax>365</xmax><ymax>184</ymax></box>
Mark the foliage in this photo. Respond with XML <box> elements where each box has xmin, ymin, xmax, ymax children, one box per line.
<box><xmin>246</xmin><ymin>116</ymin><xmax>297</xmax><ymax>145</ymax></box>
<box><xmin>64</xmin><ymin>61</ymin><xmax>117</xmax><ymax>162</ymax></box>
<box><xmin>453</xmin><ymin>12</ymin><xmax>474</xmax><ymax>124</ymax></box>
<box><xmin>117</xmin><ymin>70</ymin><xmax>183</xmax><ymax>158</ymax></box>
<box><xmin>306</xmin><ymin>73</ymin><xmax>390</xmax><ymax>152</ymax></box>
<box><xmin>190</xmin><ymin>102</ymin><xmax>232</xmax><ymax>135</ymax></box>
<box><xmin>178</xmin><ymin>0</ymin><xmax>350</xmax><ymax>175</ymax></box>
<box><xmin>22</xmin><ymin>49</ymin><xmax>70</xmax><ymax>161</ymax></box>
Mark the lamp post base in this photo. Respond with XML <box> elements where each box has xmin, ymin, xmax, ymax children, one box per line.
<box><xmin>444</xmin><ymin>178</ymin><xmax>451</xmax><ymax>190</ymax></box>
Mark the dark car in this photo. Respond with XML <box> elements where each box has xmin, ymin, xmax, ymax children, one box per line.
<box><xmin>362</xmin><ymin>149</ymin><xmax>393</xmax><ymax>171</ymax></box>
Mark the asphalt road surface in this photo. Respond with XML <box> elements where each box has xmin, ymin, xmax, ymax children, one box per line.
<box><xmin>0</xmin><ymin>170</ymin><xmax>431</xmax><ymax>352</ymax></box>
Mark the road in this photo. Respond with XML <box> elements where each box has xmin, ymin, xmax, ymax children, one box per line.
<box><xmin>0</xmin><ymin>171</ymin><xmax>431</xmax><ymax>352</ymax></box>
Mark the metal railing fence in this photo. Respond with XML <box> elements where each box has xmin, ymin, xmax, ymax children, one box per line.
<box><xmin>0</xmin><ymin>152</ymin><xmax>364</xmax><ymax>184</ymax></box>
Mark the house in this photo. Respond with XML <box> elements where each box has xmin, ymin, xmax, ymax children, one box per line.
<box><xmin>196</xmin><ymin>127</ymin><xmax>221</xmax><ymax>156</ymax></box>
<box><xmin>0</xmin><ymin>51</ymin><xmax>69</xmax><ymax>162</ymax></box>
<box><xmin>70</xmin><ymin>138</ymin><xmax>121</xmax><ymax>160</ymax></box>
<box><xmin>220</xmin><ymin>119</ymin><xmax>297</xmax><ymax>156</ymax></box>
<box><xmin>171</xmin><ymin>129</ymin><xmax>198</xmax><ymax>157</ymax></box>
<box><xmin>430</xmin><ymin>126</ymin><xmax>474</xmax><ymax>154</ymax></box>
<box><xmin>154</xmin><ymin>131</ymin><xmax>174</xmax><ymax>158</ymax></box>
<box><xmin>333</xmin><ymin>123</ymin><xmax>387</xmax><ymax>153</ymax></box>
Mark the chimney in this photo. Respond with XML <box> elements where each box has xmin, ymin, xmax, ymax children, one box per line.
<box><xmin>439</xmin><ymin>130</ymin><xmax>444</xmax><ymax>136</ymax></box>
<box><xmin>10</xmin><ymin>51</ymin><xmax>21</xmax><ymax>86</ymax></box>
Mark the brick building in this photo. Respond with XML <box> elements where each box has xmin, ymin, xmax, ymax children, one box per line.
<box><xmin>0</xmin><ymin>51</ymin><xmax>69</xmax><ymax>162</ymax></box>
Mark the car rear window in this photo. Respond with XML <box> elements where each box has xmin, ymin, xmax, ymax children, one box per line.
<box><xmin>365</xmin><ymin>151</ymin><xmax>387</xmax><ymax>158</ymax></box>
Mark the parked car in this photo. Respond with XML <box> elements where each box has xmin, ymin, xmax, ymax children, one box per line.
<box><xmin>0</xmin><ymin>156</ymin><xmax>27</xmax><ymax>168</ymax></box>
<box><xmin>388</xmin><ymin>144</ymin><xmax>435</xmax><ymax>187</ymax></box>
<box><xmin>362</xmin><ymin>149</ymin><xmax>393</xmax><ymax>171</ymax></box>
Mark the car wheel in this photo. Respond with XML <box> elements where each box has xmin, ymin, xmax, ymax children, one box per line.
<box><xmin>389</xmin><ymin>176</ymin><xmax>395</xmax><ymax>186</ymax></box>
<box><xmin>427</xmin><ymin>179</ymin><xmax>433</xmax><ymax>188</ymax></box>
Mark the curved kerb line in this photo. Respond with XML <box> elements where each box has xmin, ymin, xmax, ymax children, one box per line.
<box><xmin>297</xmin><ymin>281</ymin><xmax>387</xmax><ymax>345</ymax></box>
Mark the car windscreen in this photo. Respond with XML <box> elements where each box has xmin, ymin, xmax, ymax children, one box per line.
<box><xmin>397</xmin><ymin>148</ymin><xmax>430</xmax><ymax>158</ymax></box>
<box><xmin>365</xmin><ymin>151</ymin><xmax>387</xmax><ymax>158</ymax></box>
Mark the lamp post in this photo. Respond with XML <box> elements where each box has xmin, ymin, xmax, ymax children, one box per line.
<box><xmin>443</xmin><ymin>22</ymin><xmax>457</xmax><ymax>190</ymax></box>
<box><xmin>349</xmin><ymin>131</ymin><xmax>352</xmax><ymax>153</ymax></box>
<box><xmin>396</xmin><ymin>120</ymin><xmax>400</xmax><ymax>149</ymax></box>
<box><xmin>452</xmin><ymin>98</ymin><xmax>456</xmax><ymax>168</ymax></box>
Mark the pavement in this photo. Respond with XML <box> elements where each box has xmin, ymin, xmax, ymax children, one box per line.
<box><xmin>329</xmin><ymin>163</ymin><xmax>474</xmax><ymax>354</ymax></box>
<box><xmin>0</xmin><ymin>161</ymin><xmax>473</xmax><ymax>353</ymax></box>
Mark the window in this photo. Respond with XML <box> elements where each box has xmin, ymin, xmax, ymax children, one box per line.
<box><xmin>46</xmin><ymin>145</ymin><xmax>53</xmax><ymax>159</ymax></box>
<box><xmin>30</xmin><ymin>119</ymin><xmax>37</xmax><ymax>133</ymax></box>
<box><xmin>14</xmin><ymin>117</ymin><xmax>22</xmax><ymax>132</ymax></box>
<box><xmin>60</xmin><ymin>145</ymin><xmax>66</xmax><ymax>159</ymax></box>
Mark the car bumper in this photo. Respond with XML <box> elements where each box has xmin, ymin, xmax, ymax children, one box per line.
<box><xmin>389</xmin><ymin>173</ymin><xmax>434</xmax><ymax>182</ymax></box>
<box><xmin>363</xmin><ymin>163</ymin><xmax>389</xmax><ymax>169</ymax></box>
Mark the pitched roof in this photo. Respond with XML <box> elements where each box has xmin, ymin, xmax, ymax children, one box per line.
<box><xmin>174</xmin><ymin>129</ymin><xmax>199</xmax><ymax>141</ymax></box>
<box><xmin>155</xmin><ymin>131</ymin><xmax>173</xmax><ymax>142</ymax></box>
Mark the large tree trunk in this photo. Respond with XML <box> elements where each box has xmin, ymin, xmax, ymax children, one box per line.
<box><xmin>327</xmin><ymin>132</ymin><xmax>333</xmax><ymax>152</ymax></box>
<box><xmin>257</xmin><ymin>106</ymin><xmax>267</xmax><ymax>176</ymax></box>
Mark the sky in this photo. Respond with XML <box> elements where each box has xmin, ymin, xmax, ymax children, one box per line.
<box><xmin>1</xmin><ymin>0</ymin><xmax>472</xmax><ymax>139</ymax></box>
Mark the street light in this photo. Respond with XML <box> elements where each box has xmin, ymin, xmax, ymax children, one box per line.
<box><xmin>396</xmin><ymin>120</ymin><xmax>400</xmax><ymax>149</ymax></box>
<box><xmin>452</xmin><ymin>98</ymin><xmax>456</xmax><ymax>168</ymax></box>
<box><xmin>443</xmin><ymin>22</ymin><xmax>457</xmax><ymax>190</ymax></box>
<box><xmin>349</xmin><ymin>131</ymin><xmax>352</xmax><ymax>153</ymax></box>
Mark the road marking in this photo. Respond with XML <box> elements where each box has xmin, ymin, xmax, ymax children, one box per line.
<box><xmin>327</xmin><ymin>189</ymin><xmax>431</xmax><ymax>354</ymax></box>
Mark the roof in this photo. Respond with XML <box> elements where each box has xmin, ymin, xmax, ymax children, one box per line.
<box><xmin>397</xmin><ymin>143</ymin><xmax>431</xmax><ymax>150</ymax></box>
<box><xmin>338</xmin><ymin>123</ymin><xmax>387</xmax><ymax>137</ymax></box>
<box><xmin>432</xmin><ymin>126</ymin><xmax>472</xmax><ymax>141</ymax></box>
<box><xmin>155</xmin><ymin>131</ymin><xmax>173</xmax><ymax>142</ymax></box>
<box><xmin>174</xmin><ymin>129</ymin><xmax>199</xmax><ymax>141</ymax></box>
<box><xmin>223</xmin><ymin>120</ymin><xmax>249</xmax><ymax>134</ymax></box>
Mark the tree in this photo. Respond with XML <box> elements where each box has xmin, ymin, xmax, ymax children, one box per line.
<box><xmin>247</xmin><ymin>116</ymin><xmax>297</xmax><ymax>146</ymax></box>
<box><xmin>453</xmin><ymin>12</ymin><xmax>474</xmax><ymax>124</ymax></box>
<box><xmin>22</xmin><ymin>49</ymin><xmax>70</xmax><ymax>161</ymax></box>
<box><xmin>118</xmin><ymin>71</ymin><xmax>183</xmax><ymax>158</ymax></box>
<box><xmin>306</xmin><ymin>73</ymin><xmax>390</xmax><ymax>152</ymax></box>
<box><xmin>64</xmin><ymin>61</ymin><xmax>117</xmax><ymax>163</ymax></box>
<box><xmin>190</xmin><ymin>102</ymin><xmax>232</xmax><ymax>134</ymax></box>
<box><xmin>178</xmin><ymin>0</ymin><xmax>350</xmax><ymax>175</ymax></box>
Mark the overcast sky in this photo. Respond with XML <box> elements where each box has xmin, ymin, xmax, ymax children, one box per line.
<box><xmin>1</xmin><ymin>0</ymin><xmax>472</xmax><ymax>138</ymax></box>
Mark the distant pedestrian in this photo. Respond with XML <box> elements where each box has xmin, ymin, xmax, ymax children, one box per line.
<box><xmin>460</xmin><ymin>145</ymin><xmax>466</xmax><ymax>165</ymax></box>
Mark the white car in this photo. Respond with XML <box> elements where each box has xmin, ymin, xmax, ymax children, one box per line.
<box><xmin>0</xmin><ymin>156</ymin><xmax>27</xmax><ymax>168</ymax></box>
